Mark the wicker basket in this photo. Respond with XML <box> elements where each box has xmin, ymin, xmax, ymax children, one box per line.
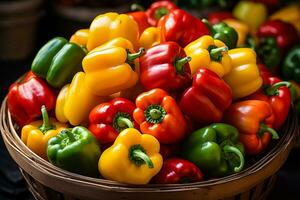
<box><xmin>0</xmin><ymin>96</ymin><xmax>299</xmax><ymax>200</ymax></box>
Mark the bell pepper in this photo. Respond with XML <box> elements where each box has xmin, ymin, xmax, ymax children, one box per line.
<box><xmin>270</xmin><ymin>4</ymin><xmax>300</xmax><ymax>34</ymax></box>
<box><xmin>224</xmin><ymin>100</ymin><xmax>279</xmax><ymax>155</ymax></box>
<box><xmin>282</xmin><ymin>46</ymin><xmax>300</xmax><ymax>83</ymax></box>
<box><xmin>139</xmin><ymin>27</ymin><xmax>161</xmax><ymax>50</ymax></box>
<box><xmin>7</xmin><ymin>71</ymin><xmax>57</xmax><ymax>126</ymax></box>
<box><xmin>208</xmin><ymin>11</ymin><xmax>235</xmax><ymax>25</ymax></box>
<box><xmin>69</xmin><ymin>29</ymin><xmax>90</xmax><ymax>47</ymax></box>
<box><xmin>47</xmin><ymin>126</ymin><xmax>101</xmax><ymax>177</ymax></box>
<box><xmin>127</xmin><ymin>11</ymin><xmax>150</xmax><ymax>34</ymax></box>
<box><xmin>31</xmin><ymin>37</ymin><xmax>86</xmax><ymax>88</ymax></box>
<box><xmin>249</xmin><ymin>0</ymin><xmax>280</xmax><ymax>6</ymax></box>
<box><xmin>87</xmin><ymin>13</ymin><xmax>139</xmax><ymax>51</ymax></box>
<box><xmin>184</xmin><ymin>35</ymin><xmax>232</xmax><ymax>77</ymax></box>
<box><xmin>82</xmin><ymin>38</ymin><xmax>144</xmax><ymax>96</ymax></box>
<box><xmin>152</xmin><ymin>158</ymin><xmax>204</xmax><ymax>184</ymax></box>
<box><xmin>233</xmin><ymin>1</ymin><xmax>267</xmax><ymax>30</ymax></box>
<box><xmin>133</xmin><ymin>89</ymin><xmax>187</xmax><ymax>144</ymax></box>
<box><xmin>140</xmin><ymin>42</ymin><xmax>192</xmax><ymax>92</ymax></box>
<box><xmin>55</xmin><ymin>72</ymin><xmax>110</xmax><ymax>126</ymax></box>
<box><xmin>88</xmin><ymin>98</ymin><xmax>138</xmax><ymax>144</ymax></box>
<box><xmin>99</xmin><ymin>128</ymin><xmax>163</xmax><ymax>184</ymax></box>
<box><xmin>179</xmin><ymin>69</ymin><xmax>232</xmax><ymax>125</ymax></box>
<box><xmin>158</xmin><ymin>9</ymin><xmax>210</xmax><ymax>47</ymax></box>
<box><xmin>146</xmin><ymin>0</ymin><xmax>177</xmax><ymax>26</ymax></box>
<box><xmin>257</xmin><ymin>20</ymin><xmax>299</xmax><ymax>70</ymax></box>
<box><xmin>223</xmin><ymin>48</ymin><xmax>263</xmax><ymax>99</ymax></box>
<box><xmin>182</xmin><ymin>123</ymin><xmax>245</xmax><ymax>177</ymax></box>
<box><xmin>203</xmin><ymin>19</ymin><xmax>238</xmax><ymax>49</ymax></box>
<box><xmin>21</xmin><ymin>106</ymin><xmax>67</xmax><ymax>160</ymax></box>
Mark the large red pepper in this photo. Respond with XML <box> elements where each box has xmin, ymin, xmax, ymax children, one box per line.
<box><xmin>140</xmin><ymin>42</ymin><xmax>192</xmax><ymax>92</ymax></box>
<box><xmin>88</xmin><ymin>98</ymin><xmax>138</xmax><ymax>144</ymax></box>
<box><xmin>208</xmin><ymin>11</ymin><xmax>235</xmax><ymax>24</ymax></box>
<box><xmin>146</xmin><ymin>0</ymin><xmax>177</xmax><ymax>26</ymax></box>
<box><xmin>257</xmin><ymin>20</ymin><xmax>299</xmax><ymax>69</ymax></box>
<box><xmin>158</xmin><ymin>9</ymin><xmax>210</xmax><ymax>47</ymax></box>
<box><xmin>133</xmin><ymin>89</ymin><xmax>187</xmax><ymax>144</ymax></box>
<box><xmin>224</xmin><ymin>100</ymin><xmax>279</xmax><ymax>155</ymax></box>
<box><xmin>152</xmin><ymin>158</ymin><xmax>204</xmax><ymax>184</ymax></box>
<box><xmin>127</xmin><ymin>11</ymin><xmax>150</xmax><ymax>34</ymax></box>
<box><xmin>179</xmin><ymin>69</ymin><xmax>232</xmax><ymax>125</ymax></box>
<box><xmin>7</xmin><ymin>71</ymin><xmax>57</xmax><ymax>126</ymax></box>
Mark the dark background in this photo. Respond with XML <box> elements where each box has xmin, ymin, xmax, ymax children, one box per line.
<box><xmin>1</xmin><ymin>1</ymin><xmax>300</xmax><ymax>199</ymax></box>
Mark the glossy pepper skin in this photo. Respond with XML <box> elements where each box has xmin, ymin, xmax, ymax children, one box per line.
<box><xmin>282</xmin><ymin>46</ymin><xmax>300</xmax><ymax>83</ymax></box>
<box><xmin>223</xmin><ymin>48</ymin><xmax>263</xmax><ymax>99</ymax></box>
<box><xmin>146</xmin><ymin>0</ymin><xmax>177</xmax><ymax>26</ymax></box>
<box><xmin>224</xmin><ymin>100</ymin><xmax>279</xmax><ymax>155</ymax></box>
<box><xmin>140</xmin><ymin>42</ymin><xmax>192</xmax><ymax>92</ymax></box>
<box><xmin>88</xmin><ymin>98</ymin><xmax>138</xmax><ymax>144</ymax></box>
<box><xmin>158</xmin><ymin>9</ymin><xmax>210</xmax><ymax>47</ymax></box>
<box><xmin>47</xmin><ymin>126</ymin><xmax>101</xmax><ymax>177</ymax></box>
<box><xmin>8</xmin><ymin>71</ymin><xmax>57</xmax><ymax>126</ymax></box>
<box><xmin>182</xmin><ymin>123</ymin><xmax>245</xmax><ymax>177</ymax></box>
<box><xmin>99</xmin><ymin>128</ymin><xmax>163</xmax><ymax>184</ymax></box>
<box><xmin>179</xmin><ymin>69</ymin><xmax>232</xmax><ymax>125</ymax></box>
<box><xmin>133</xmin><ymin>89</ymin><xmax>187</xmax><ymax>144</ymax></box>
<box><xmin>184</xmin><ymin>35</ymin><xmax>232</xmax><ymax>77</ymax></box>
<box><xmin>127</xmin><ymin>11</ymin><xmax>150</xmax><ymax>34</ymax></box>
<box><xmin>208</xmin><ymin>11</ymin><xmax>235</xmax><ymax>25</ymax></box>
<box><xmin>21</xmin><ymin>106</ymin><xmax>67</xmax><ymax>160</ymax></box>
<box><xmin>82</xmin><ymin>38</ymin><xmax>144</xmax><ymax>96</ymax></box>
<box><xmin>257</xmin><ymin>20</ymin><xmax>299</xmax><ymax>69</ymax></box>
<box><xmin>69</xmin><ymin>29</ymin><xmax>90</xmax><ymax>47</ymax></box>
<box><xmin>87</xmin><ymin>13</ymin><xmax>139</xmax><ymax>51</ymax></box>
<box><xmin>55</xmin><ymin>72</ymin><xmax>110</xmax><ymax>126</ymax></box>
<box><xmin>139</xmin><ymin>27</ymin><xmax>161</xmax><ymax>50</ymax></box>
<box><xmin>152</xmin><ymin>158</ymin><xmax>204</xmax><ymax>184</ymax></box>
<box><xmin>31</xmin><ymin>37</ymin><xmax>86</xmax><ymax>88</ymax></box>
<box><xmin>246</xmin><ymin>77</ymin><xmax>291</xmax><ymax>130</ymax></box>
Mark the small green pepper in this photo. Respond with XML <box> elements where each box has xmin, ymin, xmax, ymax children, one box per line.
<box><xmin>282</xmin><ymin>46</ymin><xmax>300</xmax><ymax>83</ymax></box>
<box><xmin>182</xmin><ymin>123</ymin><xmax>245</xmax><ymax>177</ymax></box>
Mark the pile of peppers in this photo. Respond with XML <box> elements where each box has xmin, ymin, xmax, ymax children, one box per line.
<box><xmin>7</xmin><ymin>0</ymin><xmax>299</xmax><ymax>185</ymax></box>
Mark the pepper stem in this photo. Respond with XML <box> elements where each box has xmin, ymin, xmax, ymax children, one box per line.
<box><xmin>39</xmin><ymin>105</ymin><xmax>55</xmax><ymax>133</ymax></box>
<box><xmin>62</xmin><ymin>129</ymin><xmax>76</xmax><ymax>142</ymax></box>
<box><xmin>223</xmin><ymin>145</ymin><xmax>244</xmax><ymax>173</ymax></box>
<box><xmin>117</xmin><ymin>117</ymin><xmax>133</xmax><ymax>129</ymax></box>
<box><xmin>259</xmin><ymin>123</ymin><xmax>279</xmax><ymax>139</ymax></box>
<box><xmin>145</xmin><ymin>105</ymin><xmax>167</xmax><ymax>124</ymax></box>
<box><xmin>209</xmin><ymin>46</ymin><xmax>228</xmax><ymax>62</ymax></box>
<box><xmin>174</xmin><ymin>57</ymin><xmax>191</xmax><ymax>74</ymax></box>
<box><xmin>127</xmin><ymin>48</ymin><xmax>145</xmax><ymax>62</ymax></box>
<box><xmin>129</xmin><ymin>145</ymin><xmax>154</xmax><ymax>168</ymax></box>
<box><xmin>154</xmin><ymin>7</ymin><xmax>169</xmax><ymax>20</ymax></box>
<box><xmin>130</xmin><ymin>3</ymin><xmax>145</xmax><ymax>11</ymax></box>
<box><xmin>113</xmin><ymin>112</ymin><xmax>133</xmax><ymax>132</ymax></box>
<box><xmin>201</xmin><ymin>19</ymin><xmax>213</xmax><ymax>33</ymax></box>
<box><xmin>265</xmin><ymin>81</ymin><xmax>292</xmax><ymax>96</ymax></box>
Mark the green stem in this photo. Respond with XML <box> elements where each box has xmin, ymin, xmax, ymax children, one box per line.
<box><xmin>145</xmin><ymin>105</ymin><xmax>166</xmax><ymax>124</ymax></box>
<box><xmin>150</xmin><ymin>109</ymin><xmax>162</xmax><ymax>120</ymax></box>
<box><xmin>130</xmin><ymin>145</ymin><xmax>154</xmax><ymax>168</ymax></box>
<box><xmin>127</xmin><ymin>48</ymin><xmax>145</xmax><ymax>62</ymax></box>
<box><xmin>259</xmin><ymin>123</ymin><xmax>279</xmax><ymax>140</ymax></box>
<box><xmin>113</xmin><ymin>112</ymin><xmax>133</xmax><ymax>132</ymax></box>
<box><xmin>154</xmin><ymin>7</ymin><xmax>169</xmax><ymax>20</ymax></box>
<box><xmin>201</xmin><ymin>19</ymin><xmax>213</xmax><ymax>33</ymax></box>
<box><xmin>117</xmin><ymin>117</ymin><xmax>133</xmax><ymax>129</ymax></box>
<box><xmin>209</xmin><ymin>46</ymin><xmax>228</xmax><ymax>62</ymax></box>
<box><xmin>130</xmin><ymin>3</ymin><xmax>145</xmax><ymax>11</ymax></box>
<box><xmin>39</xmin><ymin>105</ymin><xmax>55</xmax><ymax>133</ymax></box>
<box><xmin>174</xmin><ymin>56</ymin><xmax>191</xmax><ymax>74</ymax></box>
<box><xmin>62</xmin><ymin>129</ymin><xmax>76</xmax><ymax>142</ymax></box>
<box><xmin>265</xmin><ymin>81</ymin><xmax>292</xmax><ymax>96</ymax></box>
<box><xmin>223</xmin><ymin>145</ymin><xmax>244</xmax><ymax>173</ymax></box>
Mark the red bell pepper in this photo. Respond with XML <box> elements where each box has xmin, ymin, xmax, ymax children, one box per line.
<box><xmin>140</xmin><ymin>42</ymin><xmax>192</xmax><ymax>92</ymax></box>
<box><xmin>146</xmin><ymin>0</ymin><xmax>177</xmax><ymax>26</ymax></box>
<box><xmin>179</xmin><ymin>69</ymin><xmax>232</xmax><ymax>125</ymax></box>
<box><xmin>88</xmin><ymin>98</ymin><xmax>138</xmax><ymax>144</ymax></box>
<box><xmin>152</xmin><ymin>158</ymin><xmax>204</xmax><ymax>184</ymax></box>
<box><xmin>158</xmin><ymin>9</ymin><xmax>210</xmax><ymax>47</ymax></box>
<box><xmin>133</xmin><ymin>89</ymin><xmax>187</xmax><ymax>144</ymax></box>
<box><xmin>127</xmin><ymin>11</ymin><xmax>151</xmax><ymax>34</ymax></box>
<box><xmin>224</xmin><ymin>100</ymin><xmax>279</xmax><ymax>155</ymax></box>
<box><xmin>7</xmin><ymin>71</ymin><xmax>57</xmax><ymax>126</ymax></box>
<box><xmin>160</xmin><ymin>144</ymin><xmax>181</xmax><ymax>160</ymax></box>
<box><xmin>208</xmin><ymin>11</ymin><xmax>235</xmax><ymax>24</ymax></box>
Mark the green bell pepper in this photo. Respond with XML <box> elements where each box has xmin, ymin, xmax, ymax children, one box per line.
<box><xmin>282</xmin><ymin>46</ymin><xmax>300</xmax><ymax>83</ymax></box>
<box><xmin>47</xmin><ymin>126</ymin><xmax>101</xmax><ymax>177</ymax></box>
<box><xmin>31</xmin><ymin>37</ymin><xmax>87</xmax><ymax>88</ymax></box>
<box><xmin>182</xmin><ymin>123</ymin><xmax>245</xmax><ymax>177</ymax></box>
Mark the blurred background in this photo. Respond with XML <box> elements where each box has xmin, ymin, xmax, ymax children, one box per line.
<box><xmin>0</xmin><ymin>0</ymin><xmax>300</xmax><ymax>199</ymax></box>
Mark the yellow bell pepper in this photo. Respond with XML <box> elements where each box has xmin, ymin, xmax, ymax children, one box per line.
<box><xmin>184</xmin><ymin>35</ymin><xmax>232</xmax><ymax>77</ymax></box>
<box><xmin>271</xmin><ymin>4</ymin><xmax>300</xmax><ymax>34</ymax></box>
<box><xmin>21</xmin><ymin>105</ymin><xmax>67</xmax><ymax>160</ymax></box>
<box><xmin>55</xmin><ymin>72</ymin><xmax>111</xmax><ymax>126</ymax></box>
<box><xmin>69</xmin><ymin>29</ymin><xmax>90</xmax><ymax>47</ymax></box>
<box><xmin>82</xmin><ymin>38</ymin><xmax>144</xmax><ymax>96</ymax></box>
<box><xmin>99</xmin><ymin>128</ymin><xmax>163</xmax><ymax>184</ymax></box>
<box><xmin>223</xmin><ymin>48</ymin><xmax>263</xmax><ymax>100</ymax></box>
<box><xmin>139</xmin><ymin>27</ymin><xmax>161</xmax><ymax>50</ymax></box>
<box><xmin>87</xmin><ymin>13</ymin><xmax>139</xmax><ymax>51</ymax></box>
